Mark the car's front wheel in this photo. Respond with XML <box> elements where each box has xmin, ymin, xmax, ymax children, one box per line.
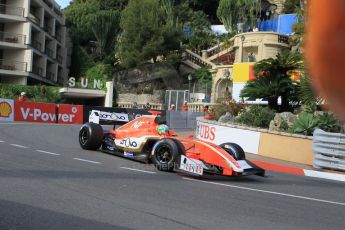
<box><xmin>151</xmin><ymin>139</ymin><xmax>179</xmax><ymax>171</ymax></box>
<box><xmin>79</xmin><ymin>122</ymin><xmax>103</xmax><ymax>150</ymax></box>
<box><xmin>219</xmin><ymin>142</ymin><xmax>245</xmax><ymax>160</ymax></box>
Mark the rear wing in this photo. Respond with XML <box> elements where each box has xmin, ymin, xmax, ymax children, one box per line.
<box><xmin>87</xmin><ymin>109</ymin><xmax>166</xmax><ymax>127</ymax></box>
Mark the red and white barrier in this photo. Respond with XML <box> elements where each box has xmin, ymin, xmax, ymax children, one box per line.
<box><xmin>1</xmin><ymin>99</ymin><xmax>84</xmax><ymax>124</ymax></box>
<box><xmin>195</xmin><ymin>120</ymin><xmax>261</xmax><ymax>154</ymax></box>
<box><xmin>0</xmin><ymin>98</ymin><xmax>14</xmax><ymax>122</ymax></box>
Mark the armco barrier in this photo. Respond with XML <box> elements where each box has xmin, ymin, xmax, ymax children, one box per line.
<box><xmin>313</xmin><ymin>129</ymin><xmax>345</xmax><ymax>171</ymax></box>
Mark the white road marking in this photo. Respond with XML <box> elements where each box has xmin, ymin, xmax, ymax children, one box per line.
<box><xmin>183</xmin><ymin>177</ymin><xmax>345</xmax><ymax>207</ymax></box>
<box><xmin>73</xmin><ymin>158</ymin><xmax>101</xmax><ymax>164</ymax></box>
<box><xmin>36</xmin><ymin>150</ymin><xmax>60</xmax><ymax>156</ymax></box>
<box><xmin>120</xmin><ymin>167</ymin><xmax>156</xmax><ymax>174</ymax></box>
<box><xmin>0</xmin><ymin>140</ymin><xmax>4</xmax><ymax>143</ymax></box>
<box><xmin>304</xmin><ymin>170</ymin><xmax>345</xmax><ymax>182</ymax></box>
<box><xmin>10</xmin><ymin>144</ymin><xmax>29</xmax><ymax>148</ymax></box>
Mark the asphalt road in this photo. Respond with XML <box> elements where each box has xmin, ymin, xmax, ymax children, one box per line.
<box><xmin>0</xmin><ymin>122</ymin><xmax>344</xmax><ymax>230</ymax></box>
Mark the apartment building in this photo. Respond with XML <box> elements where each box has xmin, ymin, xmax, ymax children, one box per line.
<box><xmin>0</xmin><ymin>0</ymin><xmax>69</xmax><ymax>86</ymax></box>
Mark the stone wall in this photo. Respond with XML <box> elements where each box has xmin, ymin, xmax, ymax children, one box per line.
<box><xmin>118</xmin><ymin>90</ymin><xmax>163</xmax><ymax>104</ymax></box>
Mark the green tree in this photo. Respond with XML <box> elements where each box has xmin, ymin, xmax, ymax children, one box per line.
<box><xmin>99</xmin><ymin>0</ymin><xmax>128</xmax><ymax>10</ymax></box>
<box><xmin>240</xmin><ymin>51</ymin><xmax>303</xmax><ymax>111</ymax></box>
<box><xmin>118</xmin><ymin>0</ymin><xmax>182</xmax><ymax>68</ymax></box>
<box><xmin>283</xmin><ymin>0</ymin><xmax>301</xmax><ymax>14</ymax></box>
<box><xmin>65</xmin><ymin>0</ymin><xmax>100</xmax><ymax>44</ymax></box>
<box><xmin>217</xmin><ymin>0</ymin><xmax>260</xmax><ymax>33</ymax></box>
<box><xmin>90</xmin><ymin>10</ymin><xmax>121</xmax><ymax>60</ymax></box>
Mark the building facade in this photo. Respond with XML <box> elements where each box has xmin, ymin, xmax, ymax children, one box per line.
<box><xmin>0</xmin><ymin>0</ymin><xmax>68</xmax><ymax>86</ymax></box>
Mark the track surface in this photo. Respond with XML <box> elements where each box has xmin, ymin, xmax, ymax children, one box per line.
<box><xmin>0</xmin><ymin>123</ymin><xmax>344</xmax><ymax>230</ymax></box>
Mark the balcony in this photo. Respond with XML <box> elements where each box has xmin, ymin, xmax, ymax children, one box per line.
<box><xmin>57</xmin><ymin>74</ymin><xmax>65</xmax><ymax>86</ymax></box>
<box><xmin>32</xmin><ymin>65</ymin><xmax>43</xmax><ymax>76</ymax></box>
<box><xmin>32</xmin><ymin>39</ymin><xmax>42</xmax><ymax>51</ymax></box>
<box><xmin>44</xmin><ymin>24</ymin><xmax>53</xmax><ymax>34</ymax></box>
<box><xmin>0</xmin><ymin>59</ymin><xmax>27</xmax><ymax>72</ymax></box>
<box><xmin>56</xmin><ymin>33</ymin><xmax>62</xmax><ymax>43</ymax></box>
<box><xmin>57</xmin><ymin>54</ymin><xmax>63</xmax><ymax>64</ymax></box>
<box><xmin>46</xmin><ymin>71</ymin><xmax>55</xmax><ymax>81</ymax></box>
<box><xmin>28</xmin><ymin>13</ymin><xmax>40</xmax><ymax>25</ymax></box>
<box><xmin>45</xmin><ymin>47</ymin><xmax>54</xmax><ymax>58</ymax></box>
<box><xmin>0</xmin><ymin>32</ymin><xmax>26</xmax><ymax>45</ymax></box>
<box><xmin>0</xmin><ymin>4</ymin><xmax>25</xmax><ymax>17</ymax></box>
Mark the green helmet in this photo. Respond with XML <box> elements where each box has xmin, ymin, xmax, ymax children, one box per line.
<box><xmin>157</xmin><ymin>124</ymin><xmax>170</xmax><ymax>135</ymax></box>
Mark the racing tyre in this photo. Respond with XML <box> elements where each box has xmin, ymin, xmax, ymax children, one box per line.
<box><xmin>79</xmin><ymin>122</ymin><xmax>103</xmax><ymax>150</ymax></box>
<box><xmin>220</xmin><ymin>143</ymin><xmax>245</xmax><ymax>160</ymax></box>
<box><xmin>152</xmin><ymin>139</ymin><xmax>179</xmax><ymax>171</ymax></box>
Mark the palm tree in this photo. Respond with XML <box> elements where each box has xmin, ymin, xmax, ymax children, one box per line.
<box><xmin>240</xmin><ymin>51</ymin><xmax>303</xmax><ymax>111</ymax></box>
<box><xmin>90</xmin><ymin>10</ymin><xmax>121</xmax><ymax>60</ymax></box>
<box><xmin>299</xmin><ymin>70</ymin><xmax>323</xmax><ymax>111</ymax></box>
<box><xmin>217</xmin><ymin>0</ymin><xmax>261</xmax><ymax>33</ymax></box>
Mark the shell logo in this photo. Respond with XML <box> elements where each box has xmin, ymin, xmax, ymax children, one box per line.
<box><xmin>0</xmin><ymin>101</ymin><xmax>12</xmax><ymax>118</ymax></box>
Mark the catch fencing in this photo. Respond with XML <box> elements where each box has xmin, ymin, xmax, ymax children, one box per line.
<box><xmin>166</xmin><ymin>111</ymin><xmax>205</xmax><ymax>129</ymax></box>
<box><xmin>313</xmin><ymin>129</ymin><xmax>345</xmax><ymax>171</ymax></box>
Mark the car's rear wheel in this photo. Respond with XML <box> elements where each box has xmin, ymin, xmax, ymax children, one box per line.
<box><xmin>79</xmin><ymin>122</ymin><xmax>103</xmax><ymax>150</ymax></box>
<box><xmin>219</xmin><ymin>142</ymin><xmax>245</xmax><ymax>160</ymax></box>
<box><xmin>152</xmin><ymin>139</ymin><xmax>179</xmax><ymax>171</ymax></box>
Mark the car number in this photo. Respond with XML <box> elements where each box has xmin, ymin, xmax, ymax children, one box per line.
<box><xmin>179</xmin><ymin>155</ymin><xmax>203</xmax><ymax>176</ymax></box>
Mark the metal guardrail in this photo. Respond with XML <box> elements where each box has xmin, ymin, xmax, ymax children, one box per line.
<box><xmin>32</xmin><ymin>65</ymin><xmax>43</xmax><ymax>76</ymax></box>
<box><xmin>0</xmin><ymin>31</ymin><xmax>26</xmax><ymax>44</ymax></box>
<box><xmin>27</xmin><ymin>14</ymin><xmax>40</xmax><ymax>25</ymax></box>
<box><xmin>0</xmin><ymin>59</ymin><xmax>27</xmax><ymax>72</ymax></box>
<box><xmin>45</xmin><ymin>47</ymin><xmax>54</xmax><ymax>58</ymax></box>
<box><xmin>313</xmin><ymin>129</ymin><xmax>345</xmax><ymax>171</ymax></box>
<box><xmin>32</xmin><ymin>39</ymin><xmax>42</xmax><ymax>50</ymax></box>
<box><xmin>57</xmin><ymin>54</ymin><xmax>63</xmax><ymax>64</ymax></box>
<box><xmin>46</xmin><ymin>71</ymin><xmax>55</xmax><ymax>81</ymax></box>
<box><xmin>0</xmin><ymin>4</ymin><xmax>25</xmax><ymax>17</ymax></box>
<box><xmin>44</xmin><ymin>24</ymin><xmax>53</xmax><ymax>34</ymax></box>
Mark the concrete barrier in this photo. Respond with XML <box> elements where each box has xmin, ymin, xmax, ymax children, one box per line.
<box><xmin>196</xmin><ymin>118</ymin><xmax>313</xmax><ymax>165</ymax></box>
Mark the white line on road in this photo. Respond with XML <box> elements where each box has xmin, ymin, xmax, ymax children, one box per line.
<box><xmin>0</xmin><ymin>140</ymin><xmax>4</xmax><ymax>143</ymax></box>
<box><xmin>73</xmin><ymin>158</ymin><xmax>101</xmax><ymax>164</ymax></box>
<box><xmin>120</xmin><ymin>167</ymin><xmax>156</xmax><ymax>174</ymax></box>
<box><xmin>183</xmin><ymin>177</ymin><xmax>345</xmax><ymax>207</ymax></box>
<box><xmin>36</xmin><ymin>150</ymin><xmax>60</xmax><ymax>156</ymax></box>
<box><xmin>304</xmin><ymin>170</ymin><xmax>345</xmax><ymax>182</ymax></box>
<box><xmin>10</xmin><ymin>144</ymin><xmax>29</xmax><ymax>148</ymax></box>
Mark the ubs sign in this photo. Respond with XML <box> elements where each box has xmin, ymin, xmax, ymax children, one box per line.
<box><xmin>68</xmin><ymin>77</ymin><xmax>104</xmax><ymax>89</ymax></box>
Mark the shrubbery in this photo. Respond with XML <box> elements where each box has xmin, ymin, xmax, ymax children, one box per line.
<box><xmin>235</xmin><ymin>105</ymin><xmax>276</xmax><ymax>128</ymax></box>
<box><xmin>290</xmin><ymin>112</ymin><xmax>341</xmax><ymax>135</ymax></box>
<box><xmin>0</xmin><ymin>84</ymin><xmax>63</xmax><ymax>103</ymax></box>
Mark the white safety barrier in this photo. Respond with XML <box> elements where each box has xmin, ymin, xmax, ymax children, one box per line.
<box><xmin>313</xmin><ymin>129</ymin><xmax>345</xmax><ymax>171</ymax></box>
<box><xmin>195</xmin><ymin>119</ymin><xmax>261</xmax><ymax>154</ymax></box>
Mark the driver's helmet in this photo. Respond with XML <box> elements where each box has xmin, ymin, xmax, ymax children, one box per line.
<box><xmin>157</xmin><ymin>124</ymin><xmax>170</xmax><ymax>135</ymax></box>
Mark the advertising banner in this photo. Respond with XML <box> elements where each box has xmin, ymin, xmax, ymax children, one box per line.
<box><xmin>195</xmin><ymin>120</ymin><xmax>261</xmax><ymax>154</ymax></box>
<box><xmin>57</xmin><ymin>104</ymin><xmax>84</xmax><ymax>124</ymax></box>
<box><xmin>14</xmin><ymin>101</ymin><xmax>57</xmax><ymax>123</ymax></box>
<box><xmin>83</xmin><ymin>106</ymin><xmax>166</xmax><ymax>124</ymax></box>
<box><xmin>0</xmin><ymin>98</ymin><xmax>14</xmax><ymax>122</ymax></box>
